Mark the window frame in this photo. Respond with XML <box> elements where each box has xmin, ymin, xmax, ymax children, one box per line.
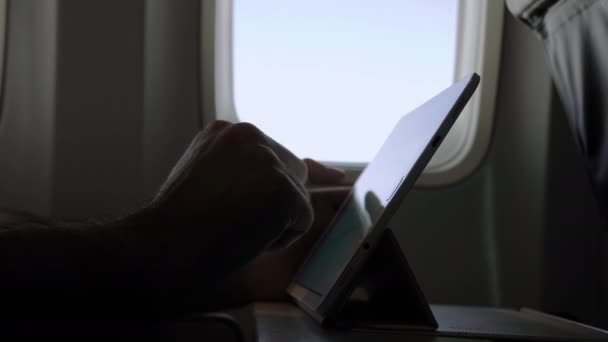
<box><xmin>0</xmin><ymin>0</ymin><xmax>7</xmax><ymax>120</ymax></box>
<box><xmin>201</xmin><ymin>0</ymin><xmax>504</xmax><ymax>186</ymax></box>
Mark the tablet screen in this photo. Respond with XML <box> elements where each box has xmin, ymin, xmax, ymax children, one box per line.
<box><xmin>295</xmin><ymin>115</ymin><xmax>427</xmax><ymax>295</ymax></box>
<box><xmin>295</xmin><ymin>196</ymin><xmax>370</xmax><ymax>295</ymax></box>
<box><xmin>293</xmin><ymin>74</ymin><xmax>479</xmax><ymax>298</ymax></box>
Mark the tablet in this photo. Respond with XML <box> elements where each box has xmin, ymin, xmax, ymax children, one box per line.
<box><xmin>288</xmin><ymin>74</ymin><xmax>480</xmax><ymax>322</ymax></box>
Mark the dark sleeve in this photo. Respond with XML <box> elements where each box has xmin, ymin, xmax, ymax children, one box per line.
<box><xmin>0</xmin><ymin>210</ymin><xmax>245</xmax><ymax>323</ymax></box>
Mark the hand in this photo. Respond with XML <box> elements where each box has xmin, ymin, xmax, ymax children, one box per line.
<box><xmin>229</xmin><ymin>159</ymin><xmax>349</xmax><ymax>302</ymax></box>
<box><xmin>133</xmin><ymin>121</ymin><xmax>315</xmax><ymax>284</ymax></box>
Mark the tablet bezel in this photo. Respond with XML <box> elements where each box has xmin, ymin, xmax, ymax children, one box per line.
<box><xmin>288</xmin><ymin>74</ymin><xmax>480</xmax><ymax>323</ymax></box>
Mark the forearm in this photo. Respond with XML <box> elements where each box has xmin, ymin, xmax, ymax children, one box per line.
<box><xmin>0</xmin><ymin>210</ymin><xmax>249</xmax><ymax>320</ymax></box>
<box><xmin>1</xmin><ymin>213</ymin><xmax>156</xmax><ymax>319</ymax></box>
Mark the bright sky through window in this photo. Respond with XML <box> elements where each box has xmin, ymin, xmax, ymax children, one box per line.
<box><xmin>233</xmin><ymin>1</ymin><xmax>459</xmax><ymax>163</ymax></box>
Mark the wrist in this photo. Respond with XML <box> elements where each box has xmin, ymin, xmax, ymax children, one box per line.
<box><xmin>94</xmin><ymin>206</ymin><xmax>178</xmax><ymax>285</ymax></box>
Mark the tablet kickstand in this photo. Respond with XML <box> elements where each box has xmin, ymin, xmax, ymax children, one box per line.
<box><xmin>328</xmin><ymin>228</ymin><xmax>438</xmax><ymax>331</ymax></box>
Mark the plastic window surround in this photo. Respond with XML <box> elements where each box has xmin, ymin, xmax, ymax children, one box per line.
<box><xmin>201</xmin><ymin>0</ymin><xmax>504</xmax><ymax>186</ymax></box>
<box><xmin>0</xmin><ymin>0</ymin><xmax>7</xmax><ymax>121</ymax></box>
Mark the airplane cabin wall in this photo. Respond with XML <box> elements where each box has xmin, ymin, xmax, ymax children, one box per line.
<box><xmin>0</xmin><ymin>0</ymin><xmax>57</xmax><ymax>216</ymax></box>
<box><xmin>392</xmin><ymin>10</ymin><xmax>552</xmax><ymax>311</ymax></box>
<box><xmin>0</xmin><ymin>0</ymin><xmax>202</xmax><ymax>219</ymax></box>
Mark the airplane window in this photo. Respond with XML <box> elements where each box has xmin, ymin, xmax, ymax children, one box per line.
<box><xmin>232</xmin><ymin>0</ymin><xmax>458</xmax><ymax>163</ymax></box>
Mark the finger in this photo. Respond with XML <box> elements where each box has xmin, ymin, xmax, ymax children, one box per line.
<box><xmin>220</xmin><ymin>122</ymin><xmax>267</xmax><ymax>146</ymax></box>
<box><xmin>304</xmin><ymin>159</ymin><xmax>345</xmax><ymax>185</ymax></box>
<box><xmin>258</xmin><ymin>144</ymin><xmax>308</xmax><ymax>199</ymax></box>
<box><xmin>266</xmin><ymin>167</ymin><xmax>314</xmax><ymax>250</ymax></box>
<box><xmin>287</xmin><ymin>203</ymin><xmax>334</xmax><ymax>261</ymax></box>
<box><xmin>199</xmin><ymin>120</ymin><xmax>233</xmax><ymax>140</ymax></box>
<box><xmin>263</xmin><ymin>133</ymin><xmax>308</xmax><ymax>184</ymax></box>
<box><xmin>186</xmin><ymin>120</ymin><xmax>233</xmax><ymax>155</ymax></box>
<box><xmin>157</xmin><ymin>121</ymin><xmax>234</xmax><ymax>197</ymax></box>
<box><xmin>257</xmin><ymin>145</ymin><xmax>314</xmax><ymax>250</ymax></box>
<box><xmin>225</xmin><ymin>122</ymin><xmax>308</xmax><ymax>185</ymax></box>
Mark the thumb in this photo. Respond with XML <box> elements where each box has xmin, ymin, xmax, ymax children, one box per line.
<box><xmin>304</xmin><ymin>159</ymin><xmax>345</xmax><ymax>185</ymax></box>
